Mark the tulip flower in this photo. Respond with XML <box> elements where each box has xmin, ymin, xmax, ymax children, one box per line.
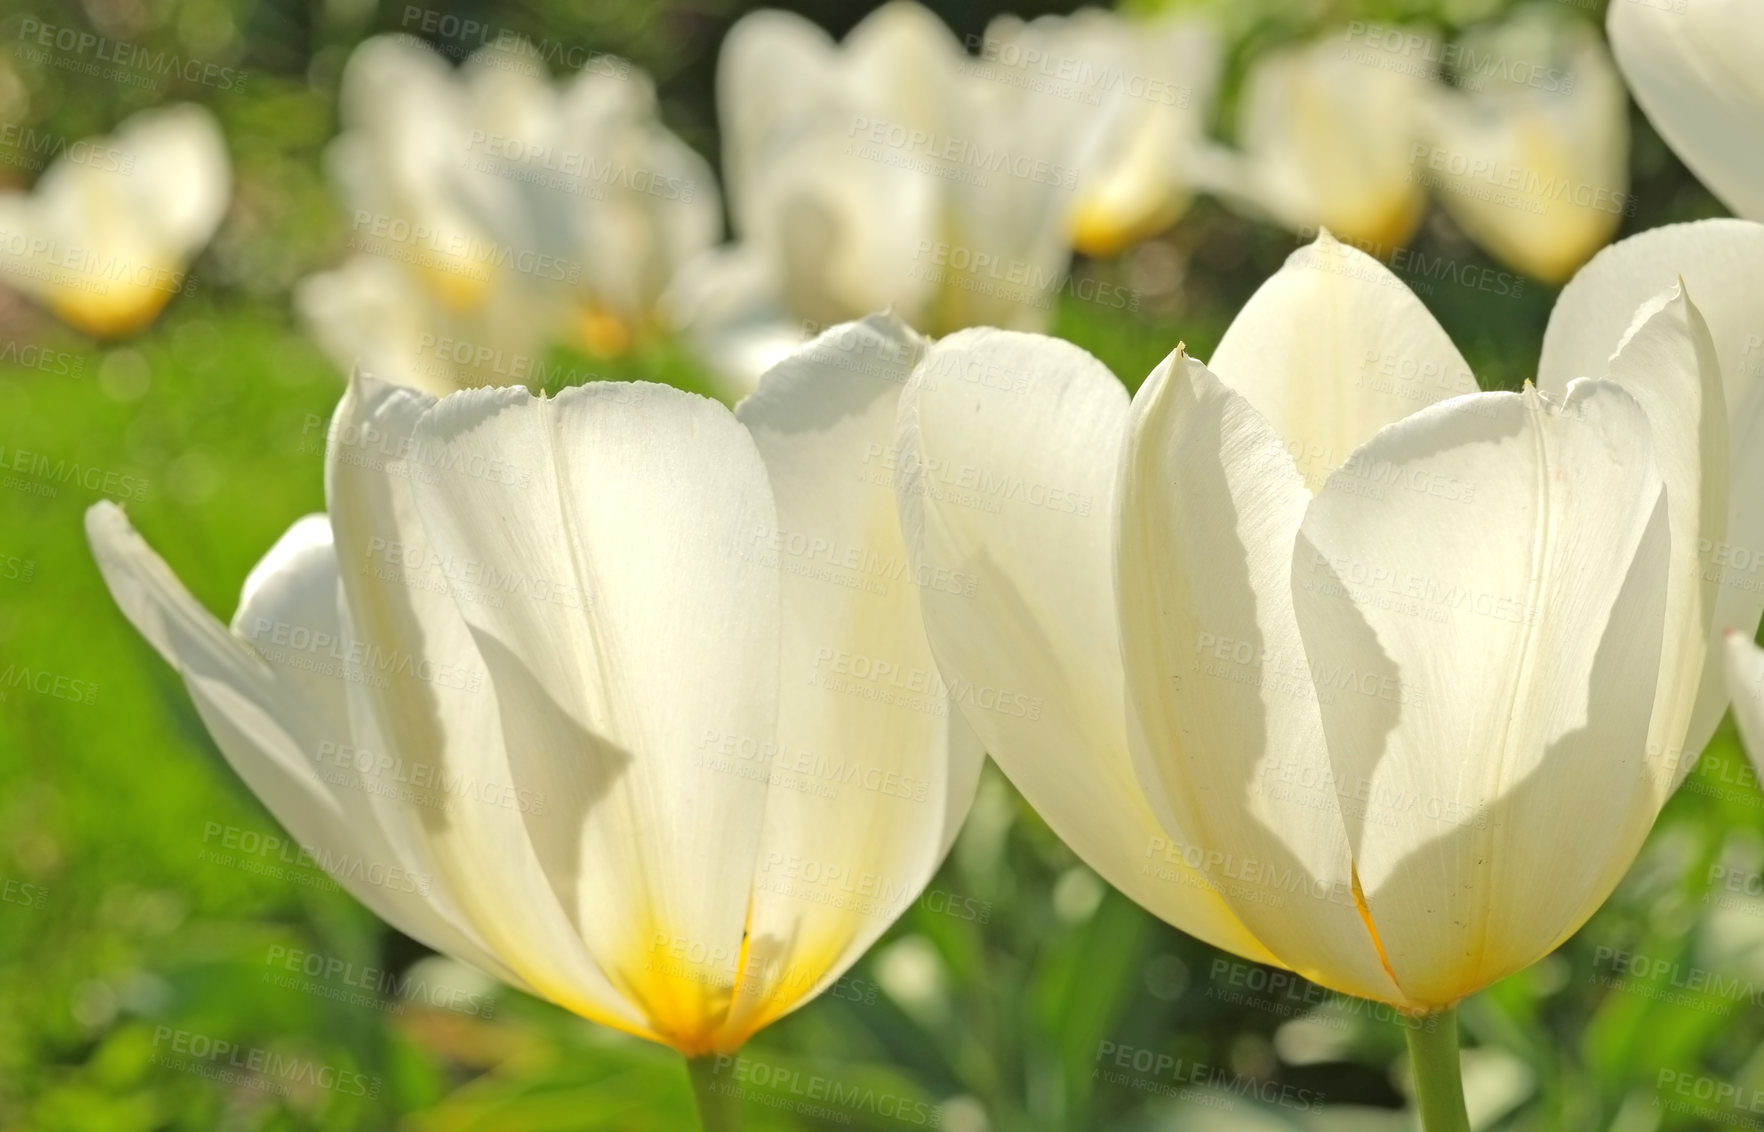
<box><xmin>88</xmin><ymin>314</ymin><xmax>980</xmax><ymax>1128</ymax></box>
<box><xmin>674</xmin><ymin>1</ymin><xmax>1093</xmax><ymax>393</ymax></box>
<box><xmin>1192</xmin><ymin>28</ymin><xmax>1432</xmax><ymax>250</ymax></box>
<box><xmin>976</xmin><ymin>8</ymin><xmax>1224</xmax><ymax>258</ymax></box>
<box><xmin>1418</xmin><ymin>10</ymin><xmax>1629</xmax><ymax>283</ymax></box>
<box><xmin>895</xmin><ymin>230</ymin><xmax>1733</xmax><ymax>1128</ymax></box>
<box><xmin>1607</xmin><ymin>0</ymin><xmax>1764</xmax><ymax>223</ymax></box>
<box><xmin>302</xmin><ymin>34</ymin><xmax>719</xmax><ymax>390</ymax></box>
<box><xmin>0</xmin><ymin>104</ymin><xmax>228</xmax><ymax>337</ymax></box>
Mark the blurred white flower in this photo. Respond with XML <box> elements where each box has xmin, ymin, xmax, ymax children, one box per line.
<box><xmin>301</xmin><ymin>35</ymin><xmax>719</xmax><ymax>391</ymax></box>
<box><xmin>978</xmin><ymin>8</ymin><xmax>1224</xmax><ymax>258</ymax></box>
<box><xmin>1420</xmin><ymin>8</ymin><xmax>1629</xmax><ymax>283</ymax></box>
<box><xmin>1608</xmin><ymin>0</ymin><xmax>1764</xmax><ymax>222</ymax></box>
<box><xmin>1193</xmin><ymin>27</ymin><xmax>1432</xmax><ymax>250</ymax></box>
<box><xmin>1729</xmin><ymin>635</ymin><xmax>1764</xmax><ymax>770</ymax></box>
<box><xmin>0</xmin><ymin>104</ymin><xmax>228</xmax><ymax>337</ymax></box>
<box><xmin>88</xmin><ymin>313</ymin><xmax>980</xmax><ymax>1056</ymax></box>
<box><xmin>674</xmin><ymin>1</ymin><xmax>1098</xmax><ymax>393</ymax></box>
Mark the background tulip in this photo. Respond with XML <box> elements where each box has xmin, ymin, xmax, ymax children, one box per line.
<box><xmin>1419</xmin><ymin>8</ymin><xmax>1629</xmax><ymax>284</ymax></box>
<box><xmin>980</xmin><ymin>8</ymin><xmax>1223</xmax><ymax>258</ymax></box>
<box><xmin>298</xmin><ymin>34</ymin><xmax>720</xmax><ymax>392</ymax></box>
<box><xmin>1729</xmin><ymin>635</ymin><xmax>1764</xmax><ymax>774</ymax></box>
<box><xmin>0</xmin><ymin>104</ymin><xmax>228</xmax><ymax>338</ymax></box>
<box><xmin>673</xmin><ymin>1</ymin><xmax>1099</xmax><ymax>392</ymax></box>
<box><xmin>1191</xmin><ymin>29</ymin><xmax>1432</xmax><ymax>251</ymax></box>
<box><xmin>86</xmin><ymin>315</ymin><xmax>979</xmax><ymax>1123</ymax></box>
<box><xmin>1608</xmin><ymin>0</ymin><xmax>1764</xmax><ymax>223</ymax></box>
<box><xmin>895</xmin><ymin>232</ymin><xmax>1724</xmax><ymax>1125</ymax></box>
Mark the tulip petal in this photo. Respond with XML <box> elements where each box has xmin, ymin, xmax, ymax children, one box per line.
<box><xmin>325</xmin><ymin>376</ymin><xmax>653</xmax><ymax>1040</ymax></box>
<box><xmin>86</xmin><ymin>503</ymin><xmax>517</xmax><ymax>986</ymax></box>
<box><xmin>1118</xmin><ymin>351</ymin><xmax>1407</xmax><ymax>1004</ymax></box>
<box><xmin>407</xmin><ymin>381</ymin><xmax>781</xmax><ymax>1054</ymax></box>
<box><xmin>1598</xmin><ymin>286</ymin><xmax>1728</xmax><ymax>786</ymax></box>
<box><xmin>119</xmin><ymin>103</ymin><xmax>232</xmax><ymax>260</ymax></box>
<box><xmin>897</xmin><ymin>328</ymin><xmax>1280</xmax><ymax>968</ymax></box>
<box><xmin>718</xmin><ymin>315</ymin><xmax>984</xmax><ymax>1043</ymax></box>
<box><xmin>1726</xmin><ymin>633</ymin><xmax>1764</xmax><ymax>768</ymax></box>
<box><xmin>1418</xmin><ymin>15</ymin><xmax>1627</xmax><ymax>284</ymax></box>
<box><xmin>1293</xmin><ymin>381</ymin><xmax>1669</xmax><ymax>1005</ymax></box>
<box><xmin>1227</xmin><ymin>35</ymin><xmax>1431</xmax><ymax>247</ymax></box>
<box><xmin>1607</xmin><ymin>0</ymin><xmax>1764</xmax><ymax>223</ymax></box>
<box><xmin>1208</xmin><ymin>233</ymin><xmax>1479</xmax><ymax>489</ymax></box>
<box><xmin>1540</xmin><ymin>222</ymin><xmax>1764</xmax><ymax>770</ymax></box>
<box><xmin>717</xmin><ymin>8</ymin><xmax>837</xmax><ymax>232</ymax></box>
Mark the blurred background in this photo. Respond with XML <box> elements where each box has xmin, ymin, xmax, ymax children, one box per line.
<box><xmin>0</xmin><ymin>0</ymin><xmax>1758</xmax><ymax>1128</ymax></box>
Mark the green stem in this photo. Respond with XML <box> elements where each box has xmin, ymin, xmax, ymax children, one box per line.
<box><xmin>686</xmin><ymin>1054</ymin><xmax>741</xmax><ymax>1132</ymax></box>
<box><xmin>1405</xmin><ymin>1005</ymin><xmax>1471</xmax><ymax>1132</ymax></box>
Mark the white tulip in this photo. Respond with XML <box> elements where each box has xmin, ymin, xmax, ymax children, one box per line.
<box><xmin>0</xmin><ymin>104</ymin><xmax>227</xmax><ymax>337</ymax></box>
<box><xmin>1420</xmin><ymin>10</ymin><xmax>1629</xmax><ymax>283</ymax></box>
<box><xmin>1608</xmin><ymin>0</ymin><xmax>1764</xmax><ymax>222</ymax></box>
<box><xmin>1195</xmin><ymin>28</ymin><xmax>1433</xmax><ymax>250</ymax></box>
<box><xmin>975</xmin><ymin>8</ymin><xmax>1224</xmax><ymax>257</ymax></box>
<box><xmin>304</xmin><ymin>35</ymin><xmax>719</xmax><ymax>390</ymax></box>
<box><xmin>87</xmin><ymin>314</ymin><xmax>980</xmax><ymax>1062</ymax></box>
<box><xmin>895</xmin><ymin>231</ymin><xmax>1727</xmax><ymax>1019</ymax></box>
<box><xmin>678</xmin><ymin>1</ymin><xmax>1093</xmax><ymax>393</ymax></box>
